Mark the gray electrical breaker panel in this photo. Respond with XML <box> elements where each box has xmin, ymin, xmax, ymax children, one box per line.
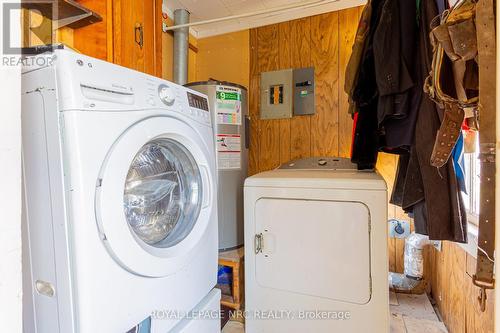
<box><xmin>260</xmin><ymin>69</ymin><xmax>293</xmax><ymax>120</ymax></box>
<box><xmin>260</xmin><ymin>67</ymin><xmax>315</xmax><ymax>119</ymax></box>
<box><xmin>293</xmin><ymin>67</ymin><xmax>315</xmax><ymax>116</ymax></box>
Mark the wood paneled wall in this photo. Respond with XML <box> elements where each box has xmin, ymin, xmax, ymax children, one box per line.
<box><xmin>247</xmin><ymin>6</ymin><xmax>408</xmax><ymax>274</ymax></box>
<box><xmin>196</xmin><ymin>30</ymin><xmax>250</xmax><ymax>88</ymax></box>
<box><xmin>248</xmin><ymin>7</ymin><xmax>361</xmax><ymax>175</ymax></box>
<box><xmin>377</xmin><ymin>135</ymin><xmax>495</xmax><ymax>333</ymax></box>
<box><xmin>248</xmin><ymin>6</ymin><xmax>494</xmax><ymax>333</ymax></box>
<box><xmin>425</xmin><ymin>243</ymin><xmax>495</xmax><ymax>333</ymax></box>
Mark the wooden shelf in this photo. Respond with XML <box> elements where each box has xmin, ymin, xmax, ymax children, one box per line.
<box><xmin>218</xmin><ymin>247</ymin><xmax>245</xmax><ymax>310</ymax></box>
<box><xmin>22</xmin><ymin>0</ymin><xmax>102</xmax><ymax>29</ymax></box>
<box><xmin>221</xmin><ymin>294</ymin><xmax>239</xmax><ymax>309</ymax></box>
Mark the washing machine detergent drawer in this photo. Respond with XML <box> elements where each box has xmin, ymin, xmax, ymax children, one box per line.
<box><xmin>254</xmin><ymin>198</ymin><xmax>371</xmax><ymax>304</ymax></box>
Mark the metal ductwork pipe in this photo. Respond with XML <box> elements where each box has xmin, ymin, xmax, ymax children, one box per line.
<box><xmin>173</xmin><ymin>9</ymin><xmax>190</xmax><ymax>85</ymax></box>
<box><xmin>389</xmin><ymin>232</ymin><xmax>432</xmax><ymax>293</ymax></box>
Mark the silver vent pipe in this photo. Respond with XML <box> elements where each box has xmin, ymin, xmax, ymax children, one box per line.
<box><xmin>173</xmin><ymin>9</ymin><xmax>190</xmax><ymax>85</ymax></box>
<box><xmin>389</xmin><ymin>232</ymin><xmax>432</xmax><ymax>293</ymax></box>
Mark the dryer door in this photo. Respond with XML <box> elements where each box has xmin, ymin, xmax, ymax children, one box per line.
<box><xmin>254</xmin><ymin>198</ymin><xmax>372</xmax><ymax>304</ymax></box>
<box><xmin>96</xmin><ymin>116</ymin><xmax>215</xmax><ymax>277</ymax></box>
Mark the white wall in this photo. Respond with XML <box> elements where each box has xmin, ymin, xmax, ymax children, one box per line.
<box><xmin>0</xmin><ymin>0</ymin><xmax>22</xmax><ymax>332</ymax></box>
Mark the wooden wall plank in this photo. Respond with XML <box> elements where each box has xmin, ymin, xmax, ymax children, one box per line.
<box><xmin>290</xmin><ymin>17</ymin><xmax>312</xmax><ymax>160</ymax></box>
<box><xmin>376</xmin><ymin>153</ymin><xmax>398</xmax><ymax>272</ymax></box>
<box><xmin>394</xmin><ymin>206</ymin><xmax>408</xmax><ymax>274</ymax></box>
<box><xmin>433</xmin><ymin>245</ymin><xmax>447</xmax><ymax>320</ymax></box>
<box><xmin>143</xmin><ymin>0</ymin><xmax>156</xmax><ymax>76</ymax></box>
<box><xmin>249</xmin><ymin>28</ymin><xmax>259</xmax><ymax>77</ymax></box>
<box><xmin>248</xmin><ymin>74</ymin><xmax>260</xmax><ymax>176</ymax></box>
<box><xmin>154</xmin><ymin>0</ymin><xmax>163</xmax><ymax>78</ymax></box>
<box><xmin>310</xmin><ymin>12</ymin><xmax>339</xmax><ymax>157</ymax></box>
<box><xmin>338</xmin><ymin>7</ymin><xmax>359</xmax><ymax>158</ymax></box>
<box><xmin>248</xmin><ymin>28</ymin><xmax>260</xmax><ymax>175</ymax></box>
<box><xmin>278</xmin><ymin>22</ymin><xmax>292</xmax><ymax>165</ymax></box>
<box><xmin>257</xmin><ymin>25</ymin><xmax>281</xmax><ymax>171</ymax></box>
<box><xmin>423</xmin><ymin>245</ymin><xmax>435</xmax><ymax>294</ymax></box>
<box><xmin>444</xmin><ymin>243</ymin><xmax>467</xmax><ymax>333</ymax></box>
<box><xmin>106</xmin><ymin>0</ymin><xmax>114</xmax><ymax>62</ymax></box>
<box><xmin>256</xmin><ymin>25</ymin><xmax>279</xmax><ymax>73</ymax></box>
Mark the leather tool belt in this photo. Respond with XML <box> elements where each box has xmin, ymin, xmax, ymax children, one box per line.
<box><xmin>424</xmin><ymin>0</ymin><xmax>479</xmax><ymax>168</ymax></box>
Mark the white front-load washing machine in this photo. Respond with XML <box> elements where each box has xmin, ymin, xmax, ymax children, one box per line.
<box><xmin>22</xmin><ymin>49</ymin><xmax>220</xmax><ymax>333</ymax></box>
<box><xmin>244</xmin><ymin>158</ymin><xmax>389</xmax><ymax>333</ymax></box>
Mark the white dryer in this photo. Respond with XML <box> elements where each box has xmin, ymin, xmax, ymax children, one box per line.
<box><xmin>22</xmin><ymin>49</ymin><xmax>219</xmax><ymax>333</ymax></box>
<box><xmin>244</xmin><ymin>158</ymin><xmax>389</xmax><ymax>333</ymax></box>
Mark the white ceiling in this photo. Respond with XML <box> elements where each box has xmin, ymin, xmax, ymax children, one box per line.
<box><xmin>166</xmin><ymin>0</ymin><xmax>306</xmax><ymax>22</ymax></box>
<box><xmin>164</xmin><ymin>0</ymin><xmax>366</xmax><ymax>38</ymax></box>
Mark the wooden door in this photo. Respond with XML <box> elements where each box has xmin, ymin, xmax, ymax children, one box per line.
<box><xmin>113</xmin><ymin>0</ymin><xmax>158</xmax><ymax>75</ymax></box>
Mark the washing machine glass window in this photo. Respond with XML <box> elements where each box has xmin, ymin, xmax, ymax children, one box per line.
<box><xmin>124</xmin><ymin>138</ymin><xmax>203</xmax><ymax>248</ymax></box>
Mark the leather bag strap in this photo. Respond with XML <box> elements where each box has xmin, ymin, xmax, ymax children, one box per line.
<box><xmin>473</xmin><ymin>0</ymin><xmax>496</xmax><ymax>312</ymax></box>
<box><xmin>430</xmin><ymin>102</ymin><xmax>465</xmax><ymax>167</ymax></box>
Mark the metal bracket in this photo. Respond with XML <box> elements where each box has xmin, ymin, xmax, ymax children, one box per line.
<box><xmin>53</xmin><ymin>12</ymin><xmax>93</xmax><ymax>30</ymax></box>
<box><xmin>472</xmin><ymin>274</ymin><xmax>495</xmax><ymax>312</ymax></box>
<box><xmin>478</xmin><ymin>288</ymin><xmax>488</xmax><ymax>312</ymax></box>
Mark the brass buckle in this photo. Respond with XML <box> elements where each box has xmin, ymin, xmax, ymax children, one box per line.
<box><xmin>472</xmin><ymin>275</ymin><xmax>495</xmax><ymax>312</ymax></box>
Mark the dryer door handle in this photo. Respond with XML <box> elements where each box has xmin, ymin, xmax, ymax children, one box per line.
<box><xmin>255</xmin><ymin>233</ymin><xmax>263</xmax><ymax>254</ymax></box>
<box><xmin>200</xmin><ymin>165</ymin><xmax>212</xmax><ymax>209</ymax></box>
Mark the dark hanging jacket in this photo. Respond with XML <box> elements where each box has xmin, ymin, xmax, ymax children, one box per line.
<box><xmin>374</xmin><ymin>0</ymin><xmax>420</xmax><ymax>153</ymax></box>
<box><xmin>350</xmin><ymin>0</ymin><xmax>386</xmax><ymax>169</ymax></box>
<box><xmin>345</xmin><ymin>1</ymin><xmax>374</xmax><ymax>116</ymax></box>
<box><xmin>390</xmin><ymin>0</ymin><xmax>468</xmax><ymax>242</ymax></box>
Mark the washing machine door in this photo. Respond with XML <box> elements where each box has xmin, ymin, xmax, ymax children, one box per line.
<box><xmin>96</xmin><ymin>116</ymin><xmax>215</xmax><ymax>277</ymax></box>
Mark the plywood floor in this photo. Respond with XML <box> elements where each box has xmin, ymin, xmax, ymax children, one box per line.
<box><xmin>221</xmin><ymin>292</ymin><xmax>448</xmax><ymax>333</ymax></box>
<box><xmin>389</xmin><ymin>292</ymin><xmax>448</xmax><ymax>333</ymax></box>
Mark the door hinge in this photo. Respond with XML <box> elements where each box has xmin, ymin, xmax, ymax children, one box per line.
<box><xmin>254</xmin><ymin>233</ymin><xmax>263</xmax><ymax>254</ymax></box>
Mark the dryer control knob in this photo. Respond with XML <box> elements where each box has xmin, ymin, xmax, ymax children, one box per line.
<box><xmin>158</xmin><ymin>84</ymin><xmax>175</xmax><ymax>106</ymax></box>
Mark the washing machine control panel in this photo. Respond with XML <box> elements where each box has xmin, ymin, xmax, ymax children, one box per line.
<box><xmin>152</xmin><ymin>81</ymin><xmax>210</xmax><ymax>125</ymax></box>
<box><xmin>187</xmin><ymin>91</ymin><xmax>209</xmax><ymax>111</ymax></box>
<box><xmin>185</xmin><ymin>91</ymin><xmax>211</xmax><ymax>125</ymax></box>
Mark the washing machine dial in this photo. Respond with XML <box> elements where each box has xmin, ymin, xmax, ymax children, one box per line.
<box><xmin>158</xmin><ymin>84</ymin><xmax>175</xmax><ymax>106</ymax></box>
